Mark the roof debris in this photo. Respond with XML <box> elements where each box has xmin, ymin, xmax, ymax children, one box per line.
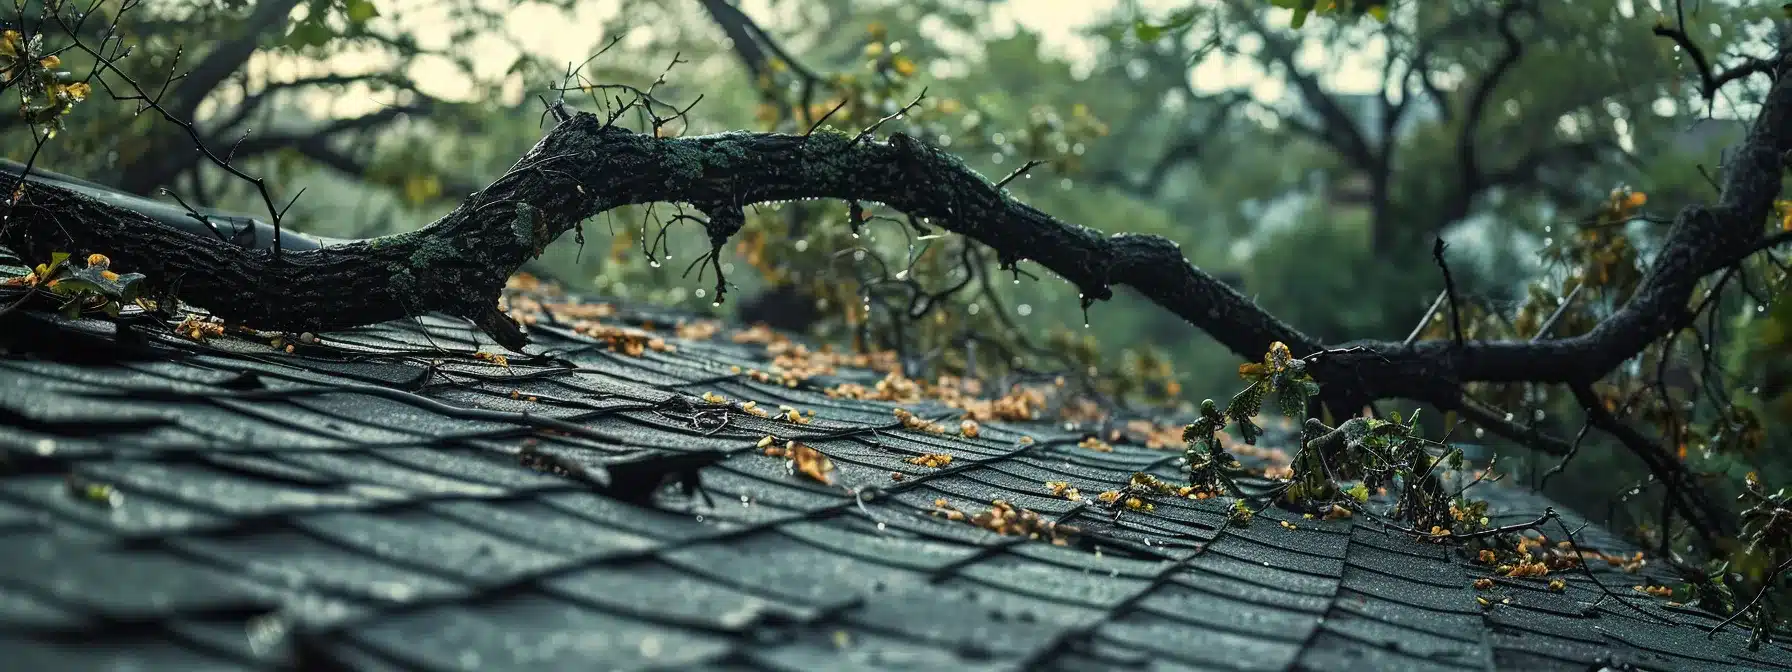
<box><xmin>763</xmin><ymin>439</ymin><xmax>834</xmax><ymax>484</ymax></box>
<box><xmin>931</xmin><ymin>498</ymin><xmax>1076</xmax><ymax>545</ymax></box>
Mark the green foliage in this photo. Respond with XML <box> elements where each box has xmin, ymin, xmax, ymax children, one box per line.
<box><xmin>286</xmin><ymin>0</ymin><xmax>381</xmax><ymax>47</ymax></box>
<box><xmin>1185</xmin><ymin>343</ymin><xmax>1485</xmax><ymax>539</ymax></box>
<box><xmin>1267</xmin><ymin>0</ymin><xmax>1390</xmax><ymax>28</ymax></box>
<box><xmin>1184</xmin><ymin>342</ymin><xmax>1317</xmax><ymax>494</ymax></box>
<box><xmin>11</xmin><ymin>252</ymin><xmax>146</xmax><ymax>319</ymax></box>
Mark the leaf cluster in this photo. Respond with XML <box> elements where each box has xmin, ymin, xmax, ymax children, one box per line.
<box><xmin>1184</xmin><ymin>343</ymin><xmax>1484</xmax><ymax>538</ymax></box>
<box><xmin>0</xmin><ymin>27</ymin><xmax>91</xmax><ymax>139</ymax></box>
<box><xmin>1182</xmin><ymin>342</ymin><xmax>1318</xmax><ymax>492</ymax></box>
<box><xmin>4</xmin><ymin>251</ymin><xmax>144</xmax><ymax>318</ymax></box>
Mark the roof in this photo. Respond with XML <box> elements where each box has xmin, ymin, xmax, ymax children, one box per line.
<box><xmin>1</xmin><ymin>246</ymin><xmax>1789</xmax><ymax>672</ymax></box>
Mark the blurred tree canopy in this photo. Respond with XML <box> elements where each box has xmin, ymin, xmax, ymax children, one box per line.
<box><xmin>5</xmin><ymin>0</ymin><xmax>1792</xmax><ymax>642</ymax></box>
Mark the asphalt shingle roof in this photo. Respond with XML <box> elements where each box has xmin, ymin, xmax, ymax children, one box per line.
<box><xmin>0</xmin><ymin>247</ymin><xmax>1788</xmax><ymax>671</ymax></box>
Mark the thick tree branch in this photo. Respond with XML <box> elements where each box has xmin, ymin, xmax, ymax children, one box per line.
<box><xmin>4</xmin><ymin>28</ymin><xmax>1788</xmax><ymax>382</ymax></box>
<box><xmin>1228</xmin><ymin>1</ymin><xmax>1378</xmax><ymax>174</ymax></box>
<box><xmin>1452</xmin><ymin>1</ymin><xmax>1531</xmax><ymax>219</ymax></box>
<box><xmin>697</xmin><ymin>0</ymin><xmax>826</xmax><ymax>127</ymax></box>
<box><xmin>280</xmin><ymin>134</ymin><xmax>485</xmax><ymax>200</ymax></box>
<box><xmin>1089</xmin><ymin>92</ymin><xmax>1249</xmax><ymax>197</ymax></box>
<box><xmin>218</xmin><ymin>104</ymin><xmax>435</xmax><ymax>158</ymax></box>
<box><xmin>1569</xmin><ymin>384</ymin><xmax>1730</xmax><ymax>549</ymax></box>
<box><xmin>209</xmin><ymin>72</ymin><xmax>427</xmax><ymax>135</ymax></box>
<box><xmin>0</xmin><ymin>34</ymin><xmax>1784</xmax><ymax>529</ymax></box>
<box><xmin>114</xmin><ymin>0</ymin><xmax>304</xmax><ymax>195</ymax></box>
<box><xmin>166</xmin><ymin>0</ymin><xmax>304</xmax><ymax>123</ymax></box>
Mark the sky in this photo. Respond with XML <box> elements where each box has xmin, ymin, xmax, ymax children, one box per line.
<box><xmin>270</xmin><ymin>0</ymin><xmax>1387</xmax><ymax>120</ymax></box>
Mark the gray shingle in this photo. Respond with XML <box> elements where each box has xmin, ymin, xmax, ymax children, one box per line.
<box><xmin>0</xmin><ymin>263</ymin><xmax>1786</xmax><ymax>672</ymax></box>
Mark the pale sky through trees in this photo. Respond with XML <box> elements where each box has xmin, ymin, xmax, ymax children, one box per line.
<box><xmin>262</xmin><ymin>0</ymin><xmax>1388</xmax><ymax>122</ymax></box>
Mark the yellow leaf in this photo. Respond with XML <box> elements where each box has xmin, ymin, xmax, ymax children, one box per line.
<box><xmin>402</xmin><ymin>174</ymin><xmax>441</xmax><ymax>205</ymax></box>
<box><xmin>891</xmin><ymin>55</ymin><xmax>917</xmax><ymax>77</ymax></box>
<box><xmin>790</xmin><ymin>442</ymin><xmax>835</xmax><ymax>484</ymax></box>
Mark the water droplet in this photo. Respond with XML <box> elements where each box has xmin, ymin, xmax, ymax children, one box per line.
<box><xmin>895</xmin><ymin>269</ymin><xmax>909</xmax><ymax>280</ymax></box>
<box><xmin>649</xmin><ymin>260</ymin><xmax>661</xmax><ymax>268</ymax></box>
<box><xmin>695</xmin><ymin>289</ymin><xmax>707</xmax><ymax>298</ymax></box>
<box><xmin>877</xmin><ymin>522</ymin><xmax>887</xmax><ymax>531</ymax></box>
<box><xmin>853</xmin><ymin>250</ymin><xmax>867</xmax><ymax>261</ymax></box>
<box><xmin>1017</xmin><ymin>304</ymin><xmax>1032</xmax><ymax>316</ymax></box>
<box><xmin>1474</xmin><ymin>427</ymin><xmax>1486</xmax><ymax>439</ymax></box>
<box><xmin>1503</xmin><ymin>412</ymin><xmax>1514</xmax><ymax>422</ymax></box>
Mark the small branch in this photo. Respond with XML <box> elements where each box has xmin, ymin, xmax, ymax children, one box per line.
<box><xmin>1707</xmin><ymin>555</ymin><xmax>1792</xmax><ymax>638</ymax></box>
<box><xmin>1432</xmin><ymin>236</ymin><xmax>1466</xmax><ymax>347</ymax></box>
<box><xmin>1570</xmin><ymin>384</ymin><xmax>1730</xmax><ymax>550</ymax></box>
<box><xmin>1405</xmin><ymin>290</ymin><xmax>1448</xmax><ymax>346</ymax></box>
<box><xmin>995</xmin><ymin>160</ymin><xmax>1047</xmax><ymax>189</ymax></box>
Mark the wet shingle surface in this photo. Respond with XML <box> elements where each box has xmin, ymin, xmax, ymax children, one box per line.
<box><xmin>0</xmin><ymin>254</ymin><xmax>1787</xmax><ymax>671</ymax></box>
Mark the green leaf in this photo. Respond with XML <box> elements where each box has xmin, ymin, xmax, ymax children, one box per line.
<box><xmin>1291</xmin><ymin>5</ymin><xmax>1312</xmax><ymax>29</ymax></box>
<box><xmin>286</xmin><ymin>19</ymin><xmax>332</xmax><ymax>48</ymax></box>
<box><xmin>344</xmin><ymin>0</ymin><xmax>379</xmax><ymax>24</ymax></box>
<box><xmin>1133</xmin><ymin>21</ymin><xmax>1163</xmax><ymax>43</ymax></box>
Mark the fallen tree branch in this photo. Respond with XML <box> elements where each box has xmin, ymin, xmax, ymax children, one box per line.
<box><xmin>0</xmin><ymin>33</ymin><xmax>1782</xmax><ymax>544</ymax></box>
<box><xmin>4</xmin><ymin>31</ymin><xmax>1790</xmax><ymax>387</ymax></box>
